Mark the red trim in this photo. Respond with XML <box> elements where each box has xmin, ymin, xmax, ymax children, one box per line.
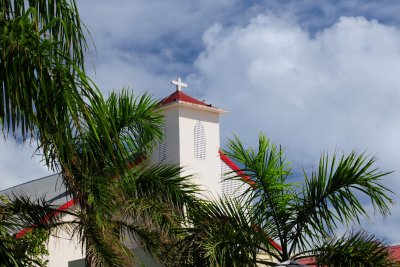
<box><xmin>16</xmin><ymin>151</ymin><xmax>283</xmax><ymax>253</ymax></box>
<box><xmin>219</xmin><ymin>150</ymin><xmax>282</xmax><ymax>251</ymax></box>
<box><xmin>297</xmin><ymin>257</ymin><xmax>317</xmax><ymax>266</ymax></box>
<box><xmin>219</xmin><ymin>150</ymin><xmax>255</xmax><ymax>186</ymax></box>
<box><xmin>269</xmin><ymin>238</ymin><xmax>283</xmax><ymax>251</ymax></box>
<box><xmin>15</xmin><ymin>199</ymin><xmax>76</xmax><ymax>239</ymax></box>
<box><xmin>15</xmin><ymin>156</ymin><xmax>147</xmax><ymax>239</ymax></box>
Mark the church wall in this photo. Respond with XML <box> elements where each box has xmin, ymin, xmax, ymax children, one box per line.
<box><xmin>177</xmin><ymin>106</ymin><xmax>222</xmax><ymax>197</ymax></box>
<box><xmin>150</xmin><ymin>107</ymin><xmax>181</xmax><ymax>164</ymax></box>
<box><xmin>46</xmin><ymin>214</ymin><xmax>85</xmax><ymax>267</ymax></box>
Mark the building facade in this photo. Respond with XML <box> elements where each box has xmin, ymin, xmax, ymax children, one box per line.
<box><xmin>1</xmin><ymin>78</ymin><xmax>245</xmax><ymax>266</ymax></box>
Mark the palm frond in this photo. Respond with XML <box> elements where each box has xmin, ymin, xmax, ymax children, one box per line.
<box><xmin>222</xmin><ymin>134</ymin><xmax>297</xmax><ymax>258</ymax></box>
<box><xmin>313</xmin><ymin>230</ymin><xmax>399</xmax><ymax>267</ymax></box>
<box><xmin>0</xmin><ymin>194</ymin><xmax>74</xmax><ymax>266</ymax></box>
<box><xmin>105</xmin><ymin>90</ymin><xmax>164</xmax><ymax>157</ymax></box>
<box><xmin>174</xmin><ymin>196</ymin><xmax>282</xmax><ymax>267</ymax></box>
<box><xmin>289</xmin><ymin>152</ymin><xmax>393</xmax><ymax>255</ymax></box>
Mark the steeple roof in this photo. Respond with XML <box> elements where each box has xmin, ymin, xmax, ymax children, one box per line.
<box><xmin>158</xmin><ymin>78</ymin><xmax>227</xmax><ymax>114</ymax></box>
<box><xmin>159</xmin><ymin>90</ymin><xmax>208</xmax><ymax>107</ymax></box>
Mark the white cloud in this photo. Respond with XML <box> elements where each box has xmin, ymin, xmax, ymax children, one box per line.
<box><xmin>78</xmin><ymin>0</ymin><xmax>241</xmax><ymax>48</ymax></box>
<box><xmin>191</xmin><ymin>14</ymin><xmax>400</xmax><ymax>243</ymax></box>
<box><xmin>77</xmin><ymin>0</ymin><xmax>256</xmax><ymax>98</ymax></box>
<box><xmin>0</xmin><ymin>140</ymin><xmax>53</xmax><ymax>190</ymax></box>
<box><xmin>194</xmin><ymin>14</ymin><xmax>400</xmax><ymax>165</ymax></box>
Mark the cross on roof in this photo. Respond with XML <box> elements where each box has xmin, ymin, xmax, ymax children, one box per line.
<box><xmin>171</xmin><ymin>78</ymin><xmax>188</xmax><ymax>92</ymax></box>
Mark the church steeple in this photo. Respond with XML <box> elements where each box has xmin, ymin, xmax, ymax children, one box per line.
<box><xmin>151</xmin><ymin>78</ymin><xmax>227</xmax><ymax>197</ymax></box>
<box><xmin>159</xmin><ymin>78</ymin><xmax>225</xmax><ymax>112</ymax></box>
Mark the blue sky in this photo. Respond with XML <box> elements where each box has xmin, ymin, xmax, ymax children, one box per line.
<box><xmin>1</xmin><ymin>0</ymin><xmax>400</xmax><ymax>244</ymax></box>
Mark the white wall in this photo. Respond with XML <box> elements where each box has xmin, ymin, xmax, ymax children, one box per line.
<box><xmin>178</xmin><ymin>106</ymin><xmax>222</xmax><ymax>197</ymax></box>
<box><xmin>151</xmin><ymin>102</ymin><xmax>224</xmax><ymax>198</ymax></box>
<box><xmin>46</xmin><ymin>214</ymin><xmax>85</xmax><ymax>267</ymax></box>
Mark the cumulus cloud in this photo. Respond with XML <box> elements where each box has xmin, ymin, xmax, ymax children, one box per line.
<box><xmin>194</xmin><ymin>14</ymin><xmax>400</xmax><ymax>167</ymax></box>
<box><xmin>190</xmin><ymin>14</ymin><xmax>400</xmax><ymax>243</ymax></box>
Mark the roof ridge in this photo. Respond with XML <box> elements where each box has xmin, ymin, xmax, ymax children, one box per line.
<box><xmin>0</xmin><ymin>173</ymin><xmax>60</xmax><ymax>193</ymax></box>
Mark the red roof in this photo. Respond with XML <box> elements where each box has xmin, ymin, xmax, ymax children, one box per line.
<box><xmin>297</xmin><ymin>257</ymin><xmax>317</xmax><ymax>266</ymax></box>
<box><xmin>297</xmin><ymin>246</ymin><xmax>400</xmax><ymax>266</ymax></box>
<box><xmin>159</xmin><ymin>90</ymin><xmax>208</xmax><ymax>106</ymax></box>
<box><xmin>389</xmin><ymin>245</ymin><xmax>400</xmax><ymax>261</ymax></box>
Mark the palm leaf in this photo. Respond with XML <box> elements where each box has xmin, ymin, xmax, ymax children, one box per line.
<box><xmin>312</xmin><ymin>231</ymin><xmax>399</xmax><ymax>267</ymax></box>
<box><xmin>289</xmin><ymin>152</ymin><xmax>393</xmax><ymax>255</ymax></box>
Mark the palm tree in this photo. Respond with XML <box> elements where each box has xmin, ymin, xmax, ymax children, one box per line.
<box><xmin>1</xmin><ymin>91</ymin><xmax>198</xmax><ymax>266</ymax></box>
<box><xmin>1</xmin><ymin>0</ymin><xmax>89</xmax><ymax>136</ymax></box>
<box><xmin>177</xmin><ymin>134</ymin><xmax>398</xmax><ymax>267</ymax></box>
<box><xmin>1</xmin><ymin>2</ymin><xmax>199</xmax><ymax>265</ymax></box>
<box><xmin>0</xmin><ymin>0</ymin><xmax>126</xmax><ymax>178</ymax></box>
<box><xmin>63</xmin><ymin>90</ymin><xmax>198</xmax><ymax>266</ymax></box>
<box><xmin>0</xmin><ymin>195</ymin><xmax>55</xmax><ymax>267</ymax></box>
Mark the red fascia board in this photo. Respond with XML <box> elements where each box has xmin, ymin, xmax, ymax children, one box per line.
<box><xmin>15</xmin><ymin>156</ymin><xmax>148</xmax><ymax>239</ymax></box>
<box><xmin>15</xmin><ymin>199</ymin><xmax>76</xmax><ymax>239</ymax></box>
<box><xmin>127</xmin><ymin>155</ymin><xmax>145</xmax><ymax>169</ymax></box>
<box><xmin>219</xmin><ymin>150</ymin><xmax>282</xmax><ymax>251</ymax></box>
<box><xmin>219</xmin><ymin>150</ymin><xmax>255</xmax><ymax>186</ymax></box>
<box><xmin>269</xmin><ymin>237</ymin><xmax>283</xmax><ymax>251</ymax></box>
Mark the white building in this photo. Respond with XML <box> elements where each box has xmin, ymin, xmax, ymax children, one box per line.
<box><xmin>0</xmin><ymin>78</ymin><xmax>246</xmax><ymax>266</ymax></box>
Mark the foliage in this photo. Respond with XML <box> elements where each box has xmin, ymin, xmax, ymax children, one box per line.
<box><xmin>0</xmin><ymin>0</ymin><xmax>88</xmax><ymax>137</ymax></box>
<box><xmin>1</xmin><ymin>90</ymin><xmax>199</xmax><ymax>266</ymax></box>
<box><xmin>0</xmin><ymin>195</ymin><xmax>54</xmax><ymax>267</ymax></box>
<box><xmin>14</xmin><ymin>229</ymin><xmax>49</xmax><ymax>267</ymax></box>
<box><xmin>1</xmin><ymin>1</ymin><xmax>199</xmax><ymax>266</ymax></box>
<box><xmin>177</xmin><ymin>134</ymin><xmax>397</xmax><ymax>266</ymax></box>
<box><xmin>173</xmin><ymin>197</ymin><xmax>261</xmax><ymax>267</ymax></box>
<box><xmin>0</xmin><ymin>0</ymin><xmax>130</xmax><ymax>181</ymax></box>
<box><xmin>315</xmin><ymin>231</ymin><xmax>398</xmax><ymax>267</ymax></box>
<box><xmin>45</xmin><ymin>91</ymin><xmax>197</xmax><ymax>267</ymax></box>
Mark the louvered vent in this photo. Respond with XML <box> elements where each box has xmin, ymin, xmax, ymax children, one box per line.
<box><xmin>194</xmin><ymin>121</ymin><xmax>206</xmax><ymax>160</ymax></box>
<box><xmin>158</xmin><ymin>124</ymin><xmax>167</xmax><ymax>161</ymax></box>
<box><xmin>221</xmin><ymin>160</ymin><xmax>247</xmax><ymax>198</ymax></box>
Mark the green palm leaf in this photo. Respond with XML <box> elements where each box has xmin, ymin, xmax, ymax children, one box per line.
<box><xmin>192</xmin><ymin>134</ymin><xmax>395</xmax><ymax>266</ymax></box>
<box><xmin>313</xmin><ymin>231</ymin><xmax>399</xmax><ymax>267</ymax></box>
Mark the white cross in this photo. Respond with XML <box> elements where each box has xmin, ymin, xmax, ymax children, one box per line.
<box><xmin>171</xmin><ymin>78</ymin><xmax>188</xmax><ymax>92</ymax></box>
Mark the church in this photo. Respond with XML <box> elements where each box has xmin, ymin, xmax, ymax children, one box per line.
<box><xmin>0</xmin><ymin>78</ymin><xmax>246</xmax><ymax>267</ymax></box>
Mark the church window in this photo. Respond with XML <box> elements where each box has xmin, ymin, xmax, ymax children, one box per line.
<box><xmin>194</xmin><ymin>121</ymin><xmax>206</xmax><ymax>159</ymax></box>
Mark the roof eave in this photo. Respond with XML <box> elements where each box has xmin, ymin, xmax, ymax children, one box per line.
<box><xmin>158</xmin><ymin>101</ymin><xmax>228</xmax><ymax>114</ymax></box>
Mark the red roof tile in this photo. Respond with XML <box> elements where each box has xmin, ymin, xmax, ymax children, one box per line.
<box><xmin>296</xmin><ymin>246</ymin><xmax>400</xmax><ymax>266</ymax></box>
<box><xmin>297</xmin><ymin>257</ymin><xmax>317</xmax><ymax>266</ymax></box>
<box><xmin>159</xmin><ymin>91</ymin><xmax>208</xmax><ymax>106</ymax></box>
<box><xmin>389</xmin><ymin>245</ymin><xmax>400</xmax><ymax>261</ymax></box>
